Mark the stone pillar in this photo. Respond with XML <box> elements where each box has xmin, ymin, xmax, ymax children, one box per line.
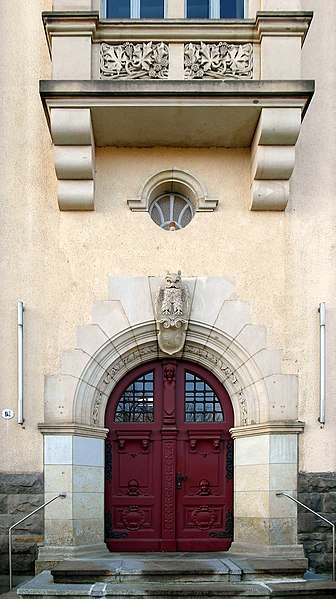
<box><xmin>53</xmin><ymin>0</ymin><xmax>94</xmax><ymax>9</ymax></box>
<box><xmin>48</xmin><ymin>11</ymin><xmax>96</xmax><ymax>81</ymax></box>
<box><xmin>37</xmin><ymin>425</ymin><xmax>108</xmax><ymax>571</ymax></box>
<box><xmin>247</xmin><ymin>1</ymin><xmax>302</xmax><ymax>18</ymax></box>
<box><xmin>262</xmin><ymin>0</ymin><xmax>301</xmax><ymax>10</ymax></box>
<box><xmin>257</xmin><ymin>10</ymin><xmax>304</xmax><ymax>82</ymax></box>
<box><xmin>229</xmin><ymin>422</ymin><xmax>306</xmax><ymax>559</ymax></box>
<box><xmin>166</xmin><ymin>0</ymin><xmax>184</xmax><ymax>17</ymax></box>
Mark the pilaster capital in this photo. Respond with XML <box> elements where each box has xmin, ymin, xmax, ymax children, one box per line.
<box><xmin>230</xmin><ymin>420</ymin><xmax>305</xmax><ymax>438</ymax></box>
<box><xmin>38</xmin><ymin>422</ymin><xmax>109</xmax><ymax>438</ymax></box>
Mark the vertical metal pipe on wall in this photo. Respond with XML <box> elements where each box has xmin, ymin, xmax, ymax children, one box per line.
<box><xmin>318</xmin><ymin>302</ymin><xmax>326</xmax><ymax>427</ymax></box>
<box><xmin>17</xmin><ymin>301</ymin><xmax>24</xmax><ymax>425</ymax></box>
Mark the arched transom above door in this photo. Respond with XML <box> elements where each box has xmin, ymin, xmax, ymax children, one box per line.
<box><xmin>44</xmin><ymin>275</ymin><xmax>299</xmax><ymax>430</ymax></box>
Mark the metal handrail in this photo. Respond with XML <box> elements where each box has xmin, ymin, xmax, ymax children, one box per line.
<box><xmin>9</xmin><ymin>493</ymin><xmax>66</xmax><ymax>590</ymax></box>
<box><xmin>276</xmin><ymin>492</ymin><xmax>335</xmax><ymax>582</ymax></box>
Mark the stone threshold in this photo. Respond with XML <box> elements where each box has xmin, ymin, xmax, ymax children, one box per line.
<box><xmin>48</xmin><ymin>553</ymin><xmax>308</xmax><ymax>584</ymax></box>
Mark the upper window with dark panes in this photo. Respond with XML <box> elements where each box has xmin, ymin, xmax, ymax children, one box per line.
<box><xmin>105</xmin><ymin>0</ymin><xmax>244</xmax><ymax>18</ymax></box>
<box><xmin>187</xmin><ymin>0</ymin><xmax>244</xmax><ymax>18</ymax></box>
<box><xmin>106</xmin><ymin>0</ymin><xmax>164</xmax><ymax>18</ymax></box>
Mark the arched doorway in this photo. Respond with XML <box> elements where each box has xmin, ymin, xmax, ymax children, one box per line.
<box><xmin>38</xmin><ymin>274</ymin><xmax>303</xmax><ymax>567</ymax></box>
<box><xmin>104</xmin><ymin>359</ymin><xmax>234</xmax><ymax>552</ymax></box>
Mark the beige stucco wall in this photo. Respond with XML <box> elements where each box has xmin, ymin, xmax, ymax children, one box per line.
<box><xmin>290</xmin><ymin>0</ymin><xmax>336</xmax><ymax>471</ymax></box>
<box><xmin>0</xmin><ymin>0</ymin><xmax>335</xmax><ymax>475</ymax></box>
<box><xmin>0</xmin><ymin>0</ymin><xmax>53</xmax><ymax>472</ymax></box>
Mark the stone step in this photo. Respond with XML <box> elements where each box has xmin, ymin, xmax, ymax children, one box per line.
<box><xmin>49</xmin><ymin>556</ymin><xmax>307</xmax><ymax>585</ymax></box>
<box><xmin>265</xmin><ymin>581</ymin><xmax>336</xmax><ymax>597</ymax></box>
<box><xmin>17</xmin><ymin>572</ymin><xmax>336</xmax><ymax>599</ymax></box>
<box><xmin>51</xmin><ymin>558</ymin><xmax>232</xmax><ymax>584</ymax></box>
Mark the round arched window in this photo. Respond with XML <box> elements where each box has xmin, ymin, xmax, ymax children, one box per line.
<box><xmin>149</xmin><ymin>192</ymin><xmax>194</xmax><ymax>231</ymax></box>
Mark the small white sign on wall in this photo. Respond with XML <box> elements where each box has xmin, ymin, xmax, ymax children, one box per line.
<box><xmin>2</xmin><ymin>409</ymin><xmax>14</xmax><ymax>419</ymax></box>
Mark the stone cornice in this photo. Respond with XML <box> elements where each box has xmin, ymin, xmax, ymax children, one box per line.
<box><xmin>230</xmin><ymin>421</ymin><xmax>305</xmax><ymax>438</ymax></box>
<box><xmin>255</xmin><ymin>12</ymin><xmax>313</xmax><ymax>45</ymax></box>
<box><xmin>42</xmin><ymin>12</ymin><xmax>99</xmax><ymax>51</ymax></box>
<box><xmin>42</xmin><ymin>11</ymin><xmax>313</xmax><ymax>45</ymax></box>
<box><xmin>40</xmin><ymin>78</ymin><xmax>314</xmax><ymax>103</ymax></box>
<box><xmin>39</xmin><ymin>79</ymin><xmax>314</xmax><ymax>151</ymax></box>
<box><xmin>38</xmin><ymin>422</ymin><xmax>109</xmax><ymax>438</ymax></box>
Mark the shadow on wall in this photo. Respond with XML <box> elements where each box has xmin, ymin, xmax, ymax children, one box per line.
<box><xmin>0</xmin><ymin>473</ymin><xmax>44</xmax><ymax>580</ymax></box>
<box><xmin>298</xmin><ymin>472</ymin><xmax>336</xmax><ymax>574</ymax></box>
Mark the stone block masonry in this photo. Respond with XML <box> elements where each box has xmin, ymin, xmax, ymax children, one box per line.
<box><xmin>298</xmin><ymin>472</ymin><xmax>336</xmax><ymax>574</ymax></box>
<box><xmin>0</xmin><ymin>473</ymin><xmax>43</xmax><ymax>574</ymax></box>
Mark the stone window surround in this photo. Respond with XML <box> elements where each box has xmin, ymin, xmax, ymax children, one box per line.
<box><xmin>128</xmin><ymin>167</ymin><xmax>218</xmax><ymax>213</ymax></box>
<box><xmin>37</xmin><ymin>274</ymin><xmax>306</xmax><ymax>567</ymax></box>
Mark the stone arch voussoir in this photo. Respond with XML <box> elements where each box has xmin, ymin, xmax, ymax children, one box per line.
<box><xmin>72</xmin><ymin>321</ymin><xmax>271</xmax><ymax>429</ymax></box>
<box><xmin>46</xmin><ymin>275</ymin><xmax>298</xmax><ymax>432</ymax></box>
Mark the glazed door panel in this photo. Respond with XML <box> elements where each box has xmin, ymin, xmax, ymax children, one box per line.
<box><xmin>175</xmin><ymin>362</ymin><xmax>234</xmax><ymax>551</ymax></box>
<box><xmin>105</xmin><ymin>365</ymin><xmax>163</xmax><ymax>551</ymax></box>
<box><xmin>105</xmin><ymin>360</ymin><xmax>233</xmax><ymax>552</ymax></box>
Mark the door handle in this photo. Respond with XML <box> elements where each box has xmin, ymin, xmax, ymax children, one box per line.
<box><xmin>176</xmin><ymin>471</ymin><xmax>188</xmax><ymax>489</ymax></box>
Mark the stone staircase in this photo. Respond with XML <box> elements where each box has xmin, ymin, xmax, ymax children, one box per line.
<box><xmin>17</xmin><ymin>554</ymin><xmax>336</xmax><ymax>598</ymax></box>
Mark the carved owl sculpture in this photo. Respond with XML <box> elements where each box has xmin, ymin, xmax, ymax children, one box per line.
<box><xmin>162</xmin><ymin>271</ymin><xmax>183</xmax><ymax>315</ymax></box>
<box><xmin>155</xmin><ymin>270</ymin><xmax>190</xmax><ymax>325</ymax></box>
<box><xmin>154</xmin><ymin>271</ymin><xmax>191</xmax><ymax>354</ymax></box>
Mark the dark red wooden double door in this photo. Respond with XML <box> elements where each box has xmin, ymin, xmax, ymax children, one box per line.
<box><xmin>105</xmin><ymin>360</ymin><xmax>234</xmax><ymax>551</ymax></box>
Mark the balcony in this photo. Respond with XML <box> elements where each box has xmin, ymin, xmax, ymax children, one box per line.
<box><xmin>40</xmin><ymin>11</ymin><xmax>314</xmax><ymax>211</ymax></box>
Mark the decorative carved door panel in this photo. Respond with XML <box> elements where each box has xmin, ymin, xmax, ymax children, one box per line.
<box><xmin>105</xmin><ymin>360</ymin><xmax>233</xmax><ymax>552</ymax></box>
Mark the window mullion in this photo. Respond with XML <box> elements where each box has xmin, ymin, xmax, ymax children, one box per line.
<box><xmin>169</xmin><ymin>193</ymin><xmax>175</xmax><ymax>222</ymax></box>
<box><xmin>210</xmin><ymin>0</ymin><xmax>220</xmax><ymax>18</ymax></box>
<box><xmin>131</xmin><ymin>0</ymin><xmax>140</xmax><ymax>18</ymax></box>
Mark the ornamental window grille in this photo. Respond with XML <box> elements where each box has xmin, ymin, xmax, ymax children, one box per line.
<box><xmin>149</xmin><ymin>192</ymin><xmax>195</xmax><ymax>231</ymax></box>
<box><xmin>114</xmin><ymin>372</ymin><xmax>154</xmax><ymax>422</ymax></box>
<box><xmin>185</xmin><ymin>371</ymin><xmax>224</xmax><ymax>422</ymax></box>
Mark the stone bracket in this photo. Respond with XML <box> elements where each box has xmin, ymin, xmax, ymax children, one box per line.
<box><xmin>250</xmin><ymin>107</ymin><xmax>301</xmax><ymax>211</ymax></box>
<box><xmin>51</xmin><ymin>108</ymin><xmax>95</xmax><ymax>210</ymax></box>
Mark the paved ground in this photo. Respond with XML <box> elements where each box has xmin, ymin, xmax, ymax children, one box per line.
<box><xmin>1</xmin><ymin>588</ymin><xmax>18</xmax><ymax>599</ymax></box>
<box><xmin>0</xmin><ymin>577</ymin><xmax>32</xmax><ymax>598</ymax></box>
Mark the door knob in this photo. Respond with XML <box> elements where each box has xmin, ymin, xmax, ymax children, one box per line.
<box><xmin>176</xmin><ymin>471</ymin><xmax>188</xmax><ymax>489</ymax></box>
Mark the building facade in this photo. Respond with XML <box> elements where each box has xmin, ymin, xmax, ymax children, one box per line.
<box><xmin>0</xmin><ymin>0</ymin><xmax>335</xmax><ymax>578</ymax></box>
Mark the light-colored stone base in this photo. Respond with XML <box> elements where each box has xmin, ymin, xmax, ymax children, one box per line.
<box><xmin>36</xmin><ymin>542</ymin><xmax>109</xmax><ymax>574</ymax></box>
<box><xmin>229</xmin><ymin>542</ymin><xmax>306</xmax><ymax>559</ymax></box>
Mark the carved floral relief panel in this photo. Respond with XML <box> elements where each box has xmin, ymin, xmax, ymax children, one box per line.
<box><xmin>99</xmin><ymin>40</ymin><xmax>252</xmax><ymax>81</ymax></box>
<box><xmin>184</xmin><ymin>42</ymin><xmax>253</xmax><ymax>79</ymax></box>
<box><xmin>100</xmin><ymin>42</ymin><xmax>169</xmax><ymax>79</ymax></box>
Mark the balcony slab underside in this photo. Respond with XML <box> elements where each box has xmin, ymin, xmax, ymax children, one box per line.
<box><xmin>40</xmin><ymin>79</ymin><xmax>314</xmax><ymax>148</ymax></box>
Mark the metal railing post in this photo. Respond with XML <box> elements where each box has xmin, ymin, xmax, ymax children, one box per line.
<box><xmin>277</xmin><ymin>492</ymin><xmax>335</xmax><ymax>582</ymax></box>
<box><xmin>9</xmin><ymin>493</ymin><xmax>66</xmax><ymax>590</ymax></box>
